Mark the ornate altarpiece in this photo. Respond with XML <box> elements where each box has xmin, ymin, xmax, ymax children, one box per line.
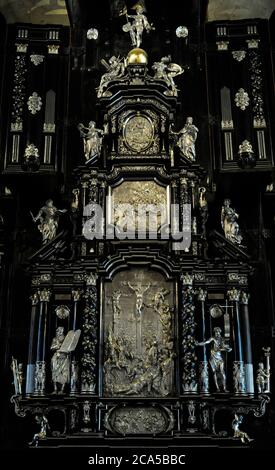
<box><xmin>8</xmin><ymin>31</ymin><xmax>272</xmax><ymax>446</ymax></box>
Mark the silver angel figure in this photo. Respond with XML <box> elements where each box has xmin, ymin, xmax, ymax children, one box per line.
<box><xmin>197</xmin><ymin>327</ymin><xmax>232</xmax><ymax>392</ymax></box>
<box><xmin>232</xmin><ymin>414</ymin><xmax>253</xmax><ymax>444</ymax></box>
<box><xmin>221</xmin><ymin>199</ymin><xmax>243</xmax><ymax>245</ymax></box>
<box><xmin>97</xmin><ymin>56</ymin><xmax>126</xmax><ymax>98</ymax></box>
<box><xmin>171</xmin><ymin>117</ymin><xmax>198</xmax><ymax>161</ymax></box>
<box><xmin>121</xmin><ymin>4</ymin><xmax>154</xmax><ymax>48</ymax></box>
<box><xmin>50</xmin><ymin>326</ymin><xmax>70</xmax><ymax>394</ymax></box>
<box><xmin>152</xmin><ymin>56</ymin><xmax>184</xmax><ymax>96</ymax></box>
<box><xmin>32</xmin><ymin>199</ymin><xmax>67</xmax><ymax>244</ymax></box>
<box><xmin>78</xmin><ymin>121</ymin><xmax>104</xmax><ymax>161</ymax></box>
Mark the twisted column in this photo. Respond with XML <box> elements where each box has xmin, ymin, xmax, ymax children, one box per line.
<box><xmin>181</xmin><ymin>274</ymin><xmax>197</xmax><ymax>393</ymax></box>
<box><xmin>197</xmin><ymin>288</ymin><xmax>209</xmax><ymax>395</ymax></box>
<box><xmin>81</xmin><ymin>274</ymin><xmax>98</xmax><ymax>394</ymax></box>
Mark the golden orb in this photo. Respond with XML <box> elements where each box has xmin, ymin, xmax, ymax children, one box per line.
<box><xmin>127</xmin><ymin>48</ymin><xmax>148</xmax><ymax>65</ymax></box>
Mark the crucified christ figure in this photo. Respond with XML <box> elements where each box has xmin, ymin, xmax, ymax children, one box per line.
<box><xmin>127</xmin><ymin>281</ymin><xmax>151</xmax><ymax>319</ymax></box>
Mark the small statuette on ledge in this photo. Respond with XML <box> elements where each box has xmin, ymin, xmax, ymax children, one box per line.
<box><xmin>170</xmin><ymin>117</ymin><xmax>198</xmax><ymax>161</ymax></box>
<box><xmin>29</xmin><ymin>415</ymin><xmax>50</xmax><ymax>447</ymax></box>
<box><xmin>71</xmin><ymin>188</ymin><xmax>80</xmax><ymax>212</ymax></box>
<box><xmin>31</xmin><ymin>199</ymin><xmax>67</xmax><ymax>244</ymax></box>
<box><xmin>152</xmin><ymin>56</ymin><xmax>184</xmax><ymax>96</ymax></box>
<box><xmin>256</xmin><ymin>362</ymin><xmax>270</xmax><ymax>394</ymax></box>
<box><xmin>78</xmin><ymin>121</ymin><xmax>104</xmax><ymax>162</ymax></box>
<box><xmin>221</xmin><ymin>199</ymin><xmax>243</xmax><ymax>246</ymax></box>
<box><xmin>11</xmin><ymin>357</ymin><xmax>24</xmax><ymax>396</ymax></box>
<box><xmin>262</xmin><ymin>347</ymin><xmax>271</xmax><ymax>393</ymax></box>
<box><xmin>232</xmin><ymin>414</ymin><xmax>253</xmax><ymax>444</ymax></box>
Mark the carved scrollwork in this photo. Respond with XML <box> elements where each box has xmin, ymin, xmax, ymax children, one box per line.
<box><xmin>10</xmin><ymin>395</ymin><xmax>28</xmax><ymax>418</ymax></box>
<box><xmin>253</xmin><ymin>395</ymin><xmax>271</xmax><ymax>418</ymax></box>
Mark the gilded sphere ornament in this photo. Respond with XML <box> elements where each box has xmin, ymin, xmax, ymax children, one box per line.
<box><xmin>127</xmin><ymin>48</ymin><xmax>148</xmax><ymax>65</ymax></box>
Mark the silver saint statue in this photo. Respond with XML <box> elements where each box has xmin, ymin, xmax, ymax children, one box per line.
<box><xmin>171</xmin><ymin>117</ymin><xmax>198</xmax><ymax>161</ymax></box>
<box><xmin>197</xmin><ymin>327</ymin><xmax>232</xmax><ymax>392</ymax></box>
<box><xmin>221</xmin><ymin>199</ymin><xmax>243</xmax><ymax>245</ymax></box>
<box><xmin>232</xmin><ymin>414</ymin><xmax>253</xmax><ymax>444</ymax></box>
<box><xmin>97</xmin><ymin>56</ymin><xmax>126</xmax><ymax>98</ymax></box>
<box><xmin>50</xmin><ymin>327</ymin><xmax>81</xmax><ymax>394</ymax></box>
<box><xmin>152</xmin><ymin>56</ymin><xmax>184</xmax><ymax>96</ymax></box>
<box><xmin>121</xmin><ymin>4</ymin><xmax>154</xmax><ymax>48</ymax></box>
<box><xmin>78</xmin><ymin>121</ymin><xmax>104</xmax><ymax>161</ymax></box>
<box><xmin>32</xmin><ymin>199</ymin><xmax>67</xmax><ymax>244</ymax></box>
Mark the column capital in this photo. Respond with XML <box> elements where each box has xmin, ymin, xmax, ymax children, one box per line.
<box><xmin>227</xmin><ymin>287</ymin><xmax>241</xmax><ymax>302</ymax></box>
<box><xmin>86</xmin><ymin>272</ymin><xmax>98</xmax><ymax>286</ymax></box>
<box><xmin>38</xmin><ymin>288</ymin><xmax>51</xmax><ymax>302</ymax></box>
<box><xmin>181</xmin><ymin>273</ymin><xmax>194</xmax><ymax>286</ymax></box>
<box><xmin>240</xmin><ymin>291</ymin><xmax>249</xmax><ymax>305</ymax></box>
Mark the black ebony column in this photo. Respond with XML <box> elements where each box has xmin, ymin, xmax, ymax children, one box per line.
<box><xmin>34</xmin><ymin>288</ymin><xmax>51</xmax><ymax>396</ymax></box>
<box><xmin>71</xmin><ymin>288</ymin><xmax>82</xmax><ymax>395</ymax></box>
<box><xmin>240</xmin><ymin>291</ymin><xmax>254</xmax><ymax>395</ymax></box>
<box><xmin>25</xmin><ymin>292</ymin><xmax>39</xmax><ymax>395</ymax></box>
<box><xmin>181</xmin><ymin>273</ymin><xmax>197</xmax><ymax>394</ymax></box>
<box><xmin>228</xmin><ymin>288</ymin><xmax>246</xmax><ymax>395</ymax></box>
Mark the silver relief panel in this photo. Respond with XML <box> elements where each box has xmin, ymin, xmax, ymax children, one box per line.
<box><xmin>103</xmin><ymin>268</ymin><xmax>175</xmax><ymax>397</ymax></box>
<box><xmin>104</xmin><ymin>406</ymin><xmax>174</xmax><ymax>435</ymax></box>
<box><xmin>110</xmin><ymin>180</ymin><xmax>169</xmax><ymax>233</ymax></box>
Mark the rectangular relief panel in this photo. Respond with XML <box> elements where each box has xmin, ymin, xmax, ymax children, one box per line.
<box><xmin>108</xmin><ymin>180</ymin><xmax>169</xmax><ymax>234</ymax></box>
<box><xmin>103</xmin><ymin>268</ymin><xmax>175</xmax><ymax>397</ymax></box>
